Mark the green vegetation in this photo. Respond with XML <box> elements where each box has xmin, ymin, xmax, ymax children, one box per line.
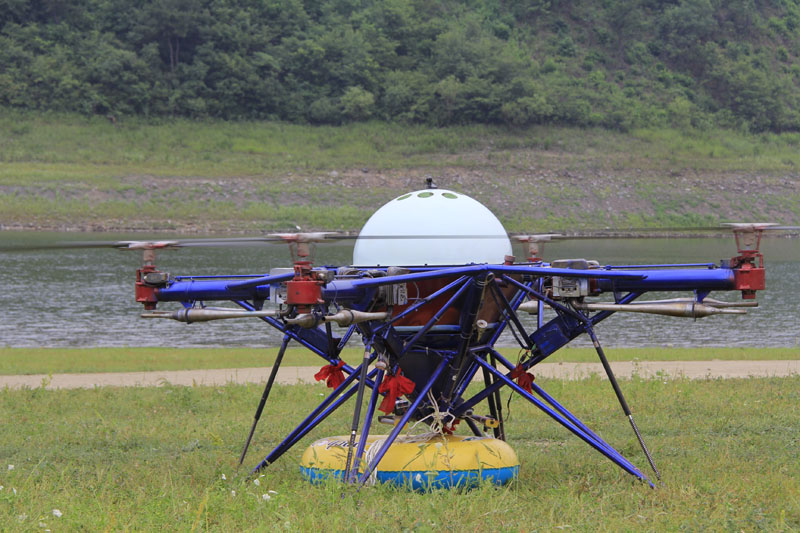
<box><xmin>2</xmin><ymin>113</ymin><xmax>800</xmax><ymax>232</ymax></box>
<box><xmin>1</xmin><ymin>377</ymin><xmax>798</xmax><ymax>530</ymax></box>
<box><xmin>6</xmin><ymin>113</ymin><xmax>800</xmax><ymax>176</ymax></box>
<box><xmin>3</xmin><ymin>1</ymin><xmax>800</xmax><ymax>133</ymax></box>
<box><xmin>2</xmin><ymin>346</ymin><xmax>797</xmax><ymax>375</ymax></box>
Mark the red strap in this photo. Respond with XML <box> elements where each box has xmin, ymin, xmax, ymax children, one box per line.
<box><xmin>314</xmin><ymin>360</ymin><xmax>346</xmax><ymax>389</ymax></box>
<box><xmin>377</xmin><ymin>371</ymin><xmax>416</xmax><ymax>414</ymax></box>
<box><xmin>442</xmin><ymin>419</ymin><xmax>461</xmax><ymax>435</ymax></box>
<box><xmin>509</xmin><ymin>364</ymin><xmax>535</xmax><ymax>394</ymax></box>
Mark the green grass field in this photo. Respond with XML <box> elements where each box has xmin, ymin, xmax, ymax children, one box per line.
<box><xmin>1</xmin><ymin>377</ymin><xmax>798</xmax><ymax>530</ymax></box>
<box><xmin>4</xmin><ymin>113</ymin><xmax>800</xmax><ymax>180</ymax></box>
<box><xmin>1</xmin><ymin>346</ymin><xmax>798</xmax><ymax>375</ymax></box>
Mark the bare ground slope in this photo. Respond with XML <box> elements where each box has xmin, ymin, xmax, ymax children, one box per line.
<box><xmin>4</xmin><ymin>158</ymin><xmax>799</xmax><ymax>234</ymax></box>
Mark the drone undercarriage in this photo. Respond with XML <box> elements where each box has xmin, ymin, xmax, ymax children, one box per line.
<box><xmin>137</xmin><ymin>226</ymin><xmax>765</xmax><ymax>488</ymax></box>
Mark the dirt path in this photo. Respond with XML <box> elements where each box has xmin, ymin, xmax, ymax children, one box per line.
<box><xmin>2</xmin><ymin>360</ymin><xmax>798</xmax><ymax>390</ymax></box>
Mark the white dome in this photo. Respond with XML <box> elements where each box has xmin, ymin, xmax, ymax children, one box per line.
<box><xmin>353</xmin><ymin>189</ymin><xmax>512</xmax><ymax>266</ymax></box>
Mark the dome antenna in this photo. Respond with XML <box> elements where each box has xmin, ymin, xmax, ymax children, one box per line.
<box><xmin>425</xmin><ymin>177</ymin><xmax>438</xmax><ymax>189</ymax></box>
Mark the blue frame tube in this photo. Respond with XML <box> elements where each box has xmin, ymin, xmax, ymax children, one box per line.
<box><xmin>522</xmin><ymin>291</ymin><xmax>643</xmax><ymax>369</ymax></box>
<box><xmin>252</xmin><ymin>365</ymin><xmax>378</xmax><ymax>472</ymax></box>
<box><xmin>160</xmin><ymin>264</ymin><xmax>648</xmax><ymax>306</ymax></box>
<box><xmin>174</xmin><ymin>274</ymin><xmax>274</xmax><ymax>280</ymax></box>
<box><xmin>595</xmin><ymin>267</ymin><xmax>734</xmax><ymax>292</ymax></box>
<box><xmin>469</xmin><ymin>357</ymin><xmax>651</xmax><ymax>485</ymax></box>
<box><xmin>235</xmin><ymin>301</ymin><xmax>372</xmax><ymax>386</ymax></box>
<box><xmin>536</xmin><ymin>278</ymin><xmax>545</xmax><ymax>329</ymax></box>
<box><xmin>226</xmin><ymin>271</ymin><xmax>296</xmax><ymax>290</ymax></box>
<box><xmin>398</xmin><ymin>279</ymin><xmax>472</xmax><ymax>356</ymax></box>
<box><xmin>450</xmin><ymin>282</ymin><xmax>530</xmax><ymax>401</ymax></box>
<box><xmin>500</xmin><ymin>275</ymin><xmax>585</xmax><ymax>322</ymax></box>
<box><xmin>253</xmin><ymin>366</ymin><xmax>364</xmax><ymax>471</ymax></box>
<box><xmin>376</xmin><ymin>276</ymin><xmax>469</xmax><ymax>331</ymax></box>
<box><xmin>345</xmin><ymin>264</ymin><xmax>645</xmax><ymax>290</ymax></box>
<box><xmin>486</xmin><ymin>282</ymin><xmax>529</xmax><ymax>347</ymax></box>
<box><xmin>602</xmin><ymin>263</ymin><xmax>718</xmax><ymax>269</ymax></box>
<box><xmin>454</xmin><ymin>347</ymin><xmax>614</xmax><ymax>456</ymax></box>
<box><xmin>337</xmin><ymin>325</ymin><xmax>358</xmax><ymax>351</ymax></box>
<box><xmin>487</xmin><ymin>280</ymin><xmax>532</xmax><ymax>349</ymax></box>
<box><xmin>316</xmin><ymin>264</ymin><xmax>645</xmax><ymax>304</ymax></box>
<box><xmin>464</xmin><ymin>353</ymin><xmax>620</xmax><ymax>458</ymax></box>
<box><xmin>486</xmin><ymin>349</ymin><xmax>615</xmax><ymax>455</ymax></box>
<box><xmin>349</xmin><ymin>369</ymin><xmax>385</xmax><ymax>482</ymax></box>
<box><xmin>343</xmin><ymin>344</ymin><xmax>374</xmax><ymax>482</ymax></box>
<box><xmin>440</xmin><ymin>274</ymin><xmax>490</xmax><ymax>402</ymax></box>
<box><xmin>357</xmin><ymin>356</ymin><xmax>450</xmax><ymax>487</ymax></box>
<box><xmin>157</xmin><ymin>279</ymin><xmax>271</xmax><ymax>301</ymax></box>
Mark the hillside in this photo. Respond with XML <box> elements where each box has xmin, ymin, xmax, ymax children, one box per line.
<box><xmin>1</xmin><ymin>114</ymin><xmax>798</xmax><ymax>233</ymax></box>
<box><xmin>2</xmin><ymin>0</ymin><xmax>800</xmax><ymax>132</ymax></box>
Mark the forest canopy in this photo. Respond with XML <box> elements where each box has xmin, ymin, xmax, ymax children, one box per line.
<box><xmin>2</xmin><ymin>0</ymin><xmax>800</xmax><ymax>132</ymax></box>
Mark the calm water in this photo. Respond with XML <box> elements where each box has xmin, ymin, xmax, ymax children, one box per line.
<box><xmin>0</xmin><ymin>232</ymin><xmax>798</xmax><ymax>348</ymax></box>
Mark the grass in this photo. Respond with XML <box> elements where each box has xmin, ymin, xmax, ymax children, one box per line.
<box><xmin>4</xmin><ymin>112</ymin><xmax>800</xmax><ymax>178</ymax></box>
<box><xmin>2</xmin><ymin>111</ymin><xmax>800</xmax><ymax>232</ymax></box>
<box><xmin>1</xmin><ymin>347</ymin><xmax>798</xmax><ymax>375</ymax></box>
<box><xmin>0</xmin><ymin>376</ymin><xmax>798</xmax><ymax>530</ymax></box>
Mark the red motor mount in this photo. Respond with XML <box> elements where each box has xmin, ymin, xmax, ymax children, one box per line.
<box><xmin>136</xmin><ymin>265</ymin><xmax>160</xmax><ymax>310</ymax></box>
<box><xmin>131</xmin><ymin>244</ymin><xmax>174</xmax><ymax>310</ymax></box>
<box><xmin>729</xmin><ymin>225</ymin><xmax>768</xmax><ymax>299</ymax></box>
<box><xmin>286</xmin><ymin>261</ymin><xmax>328</xmax><ymax>313</ymax></box>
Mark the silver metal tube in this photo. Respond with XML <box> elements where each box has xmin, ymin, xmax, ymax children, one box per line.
<box><xmin>627</xmin><ymin>297</ymin><xmax>758</xmax><ymax>308</ymax></box>
<box><xmin>574</xmin><ymin>301</ymin><xmax>746</xmax><ymax>318</ymax></box>
<box><xmin>284</xmin><ymin>309</ymin><xmax>390</xmax><ymax>328</ymax></box>
<box><xmin>517</xmin><ymin>300</ymin><xmax>540</xmax><ymax>314</ymax></box>
<box><xmin>325</xmin><ymin>310</ymin><xmax>390</xmax><ymax>326</ymax></box>
<box><xmin>141</xmin><ymin>308</ymin><xmax>283</xmax><ymax>322</ymax></box>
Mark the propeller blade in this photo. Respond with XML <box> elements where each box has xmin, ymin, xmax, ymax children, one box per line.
<box><xmin>0</xmin><ymin>235</ymin><xmax>308</xmax><ymax>252</ymax></box>
<box><xmin>3</xmin><ymin>222</ymin><xmax>795</xmax><ymax>253</ymax></box>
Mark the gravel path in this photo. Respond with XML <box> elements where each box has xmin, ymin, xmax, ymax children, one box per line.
<box><xmin>2</xmin><ymin>360</ymin><xmax>798</xmax><ymax>390</ymax></box>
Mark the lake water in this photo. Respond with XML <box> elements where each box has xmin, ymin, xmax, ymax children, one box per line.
<box><xmin>0</xmin><ymin>232</ymin><xmax>798</xmax><ymax>349</ymax></box>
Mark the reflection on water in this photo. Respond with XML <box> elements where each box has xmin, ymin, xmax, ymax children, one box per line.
<box><xmin>0</xmin><ymin>232</ymin><xmax>798</xmax><ymax>348</ymax></box>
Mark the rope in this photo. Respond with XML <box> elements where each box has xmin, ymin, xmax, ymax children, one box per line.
<box><xmin>362</xmin><ymin>438</ymin><xmax>387</xmax><ymax>486</ymax></box>
<box><xmin>405</xmin><ymin>391</ymin><xmax>456</xmax><ymax>436</ymax></box>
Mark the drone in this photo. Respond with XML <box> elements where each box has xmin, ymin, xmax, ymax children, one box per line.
<box><xmin>11</xmin><ymin>182</ymin><xmax>780</xmax><ymax>489</ymax></box>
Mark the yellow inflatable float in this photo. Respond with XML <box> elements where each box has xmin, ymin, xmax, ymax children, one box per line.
<box><xmin>300</xmin><ymin>434</ymin><xmax>519</xmax><ymax>490</ymax></box>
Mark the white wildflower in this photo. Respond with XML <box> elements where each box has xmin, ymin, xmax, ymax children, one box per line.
<box><xmin>13</xmin><ymin>488</ymin><xmax>17</xmax><ymax>495</ymax></box>
<box><xmin>253</xmin><ymin>478</ymin><xmax>260</xmax><ymax>486</ymax></box>
<box><xmin>261</xmin><ymin>493</ymin><xmax>271</xmax><ymax>501</ymax></box>
<box><xmin>231</xmin><ymin>490</ymin><xmax>236</xmax><ymax>497</ymax></box>
<box><xmin>8</xmin><ymin>465</ymin><xmax>14</xmax><ymax>471</ymax></box>
<box><xmin>0</xmin><ymin>485</ymin><xmax>4</xmax><ymax>491</ymax></box>
<box><xmin>52</xmin><ymin>510</ymin><xmax>62</xmax><ymax>518</ymax></box>
<box><xmin>221</xmin><ymin>473</ymin><xmax>226</xmax><ymax>480</ymax></box>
